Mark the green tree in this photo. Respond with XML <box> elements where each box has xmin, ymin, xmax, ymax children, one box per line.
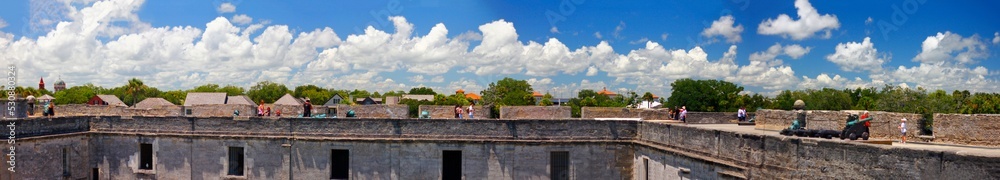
<box><xmin>190</xmin><ymin>84</ymin><xmax>221</xmax><ymax>93</ymax></box>
<box><xmin>294</xmin><ymin>85</ymin><xmax>330</xmax><ymax>105</ymax></box>
<box><xmin>666</xmin><ymin>78</ymin><xmax>743</xmax><ymax>112</ymax></box>
<box><xmin>161</xmin><ymin>90</ymin><xmax>187</xmax><ymax>105</ymax></box>
<box><xmin>540</xmin><ymin>93</ymin><xmax>554</xmax><ymax>106</ymax></box>
<box><xmin>125</xmin><ymin>78</ymin><xmax>149</xmax><ymax>106</ymax></box>
<box><xmin>247</xmin><ymin>81</ymin><xmax>290</xmax><ymax>103</ymax></box>
<box><xmin>641</xmin><ymin>92</ymin><xmax>655</xmax><ymax>102</ymax></box>
<box><xmin>481</xmin><ymin>77</ymin><xmax>535</xmax><ymax>107</ymax></box>
<box><xmin>219</xmin><ymin>85</ymin><xmax>245</xmax><ymax>96</ymax></box>
<box><xmin>52</xmin><ymin>83</ymin><xmax>104</xmax><ymax>104</ymax></box>
<box><xmin>408</xmin><ymin>87</ymin><xmax>437</xmax><ymax>95</ymax></box>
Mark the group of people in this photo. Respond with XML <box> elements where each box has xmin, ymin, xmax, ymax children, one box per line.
<box><xmin>256</xmin><ymin>100</ymin><xmax>281</xmax><ymax>117</ymax></box>
<box><xmin>667</xmin><ymin>106</ymin><xmax>687</xmax><ymax>122</ymax></box>
<box><xmin>25</xmin><ymin>95</ymin><xmax>55</xmax><ymax>117</ymax></box>
<box><xmin>453</xmin><ymin>103</ymin><xmax>475</xmax><ymax>119</ymax></box>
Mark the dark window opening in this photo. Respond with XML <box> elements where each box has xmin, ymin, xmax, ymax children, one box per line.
<box><xmin>139</xmin><ymin>143</ymin><xmax>153</xmax><ymax>170</ymax></box>
<box><xmin>63</xmin><ymin>148</ymin><xmax>70</xmax><ymax>176</ymax></box>
<box><xmin>331</xmin><ymin>149</ymin><xmax>349</xmax><ymax>179</ymax></box>
<box><xmin>328</xmin><ymin>108</ymin><xmax>338</xmax><ymax>116</ymax></box>
<box><xmin>442</xmin><ymin>150</ymin><xmax>462</xmax><ymax>180</ymax></box>
<box><xmin>92</xmin><ymin>168</ymin><xmax>99</xmax><ymax>180</ymax></box>
<box><xmin>643</xmin><ymin>158</ymin><xmax>649</xmax><ymax>180</ymax></box>
<box><xmin>550</xmin><ymin>151</ymin><xmax>569</xmax><ymax>180</ymax></box>
<box><xmin>228</xmin><ymin>147</ymin><xmax>244</xmax><ymax>176</ymax></box>
<box><xmin>185</xmin><ymin>109</ymin><xmax>192</xmax><ymax>115</ymax></box>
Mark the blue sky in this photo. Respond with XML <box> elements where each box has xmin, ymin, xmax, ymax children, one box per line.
<box><xmin>1</xmin><ymin>0</ymin><xmax>998</xmax><ymax>97</ymax></box>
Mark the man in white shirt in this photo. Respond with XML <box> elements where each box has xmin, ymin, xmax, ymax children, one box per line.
<box><xmin>467</xmin><ymin>102</ymin><xmax>475</xmax><ymax>119</ymax></box>
<box><xmin>737</xmin><ymin>107</ymin><xmax>746</xmax><ymax>122</ymax></box>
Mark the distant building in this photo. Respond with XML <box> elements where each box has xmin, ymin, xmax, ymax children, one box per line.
<box><xmin>356</xmin><ymin>97</ymin><xmax>380</xmax><ymax>105</ymax></box>
<box><xmin>598</xmin><ymin>87</ymin><xmax>618</xmax><ymax>97</ymax></box>
<box><xmin>54</xmin><ymin>77</ymin><xmax>66</xmax><ymax>92</ymax></box>
<box><xmin>383</xmin><ymin>96</ymin><xmax>400</xmax><ymax>105</ymax></box>
<box><xmin>402</xmin><ymin>94</ymin><xmax>435</xmax><ymax>101</ymax></box>
<box><xmin>274</xmin><ymin>94</ymin><xmax>305</xmax><ymax>106</ymax></box>
<box><xmin>183</xmin><ymin>92</ymin><xmax>228</xmax><ymax>106</ymax></box>
<box><xmin>133</xmin><ymin>98</ymin><xmax>175</xmax><ymax>109</ymax></box>
<box><xmin>533</xmin><ymin>91</ymin><xmax>543</xmax><ymax>105</ymax></box>
<box><xmin>464</xmin><ymin>93</ymin><xmax>481</xmax><ymax>104</ymax></box>
<box><xmin>227</xmin><ymin>96</ymin><xmax>256</xmax><ymax>106</ymax></box>
<box><xmin>88</xmin><ymin>95</ymin><xmax>126</xmax><ymax>106</ymax></box>
<box><xmin>38</xmin><ymin>77</ymin><xmax>45</xmax><ymax>91</ymax></box>
<box><xmin>324</xmin><ymin>94</ymin><xmax>344</xmax><ymax>106</ymax></box>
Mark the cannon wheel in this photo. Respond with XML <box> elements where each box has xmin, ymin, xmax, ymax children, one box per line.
<box><xmin>840</xmin><ymin>132</ymin><xmax>847</xmax><ymax>140</ymax></box>
<box><xmin>849</xmin><ymin>133</ymin><xmax>858</xmax><ymax>140</ymax></box>
<box><xmin>861</xmin><ymin>132</ymin><xmax>869</xmax><ymax>140</ymax></box>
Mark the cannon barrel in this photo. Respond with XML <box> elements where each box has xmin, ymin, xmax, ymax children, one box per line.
<box><xmin>846</xmin><ymin>116</ymin><xmax>873</xmax><ymax>126</ymax></box>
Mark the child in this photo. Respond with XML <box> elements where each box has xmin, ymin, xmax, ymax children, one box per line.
<box><xmin>899</xmin><ymin>118</ymin><xmax>907</xmax><ymax>144</ymax></box>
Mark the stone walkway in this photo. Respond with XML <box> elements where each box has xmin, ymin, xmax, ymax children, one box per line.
<box><xmin>680</xmin><ymin>123</ymin><xmax>1000</xmax><ymax>157</ymax></box>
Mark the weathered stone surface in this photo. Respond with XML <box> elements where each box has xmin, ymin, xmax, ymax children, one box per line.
<box><xmin>499</xmin><ymin>106</ymin><xmax>571</xmax><ymax>119</ymax></box>
<box><xmin>754</xmin><ymin>109</ymin><xmax>922</xmax><ymax>140</ymax></box>
<box><xmin>684</xmin><ymin>112</ymin><xmax>748</xmax><ymax>124</ymax></box>
<box><xmin>418</xmin><ymin>105</ymin><xmax>491</xmax><ymax>119</ymax></box>
<box><xmin>934</xmin><ymin>114</ymin><xmax>1000</xmax><ymax>147</ymax></box>
<box><xmin>3</xmin><ymin>116</ymin><xmax>1000</xmax><ymax>179</ymax></box>
<box><xmin>320</xmin><ymin>105</ymin><xmax>409</xmax><ymax>119</ymax></box>
<box><xmin>581</xmin><ymin>107</ymin><xmax>670</xmax><ymax>120</ymax></box>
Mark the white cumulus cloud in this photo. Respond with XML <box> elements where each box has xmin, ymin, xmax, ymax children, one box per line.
<box><xmin>993</xmin><ymin>32</ymin><xmax>999</xmax><ymax>44</ymax></box>
<box><xmin>826</xmin><ymin>37</ymin><xmax>887</xmax><ymax>73</ymax></box>
<box><xmin>218</xmin><ymin>3</ymin><xmax>236</xmax><ymax>13</ymax></box>
<box><xmin>913</xmin><ymin>31</ymin><xmax>988</xmax><ymax>65</ymax></box>
<box><xmin>702</xmin><ymin>15</ymin><xmax>743</xmax><ymax>43</ymax></box>
<box><xmin>231</xmin><ymin>14</ymin><xmax>252</xmax><ymax>25</ymax></box>
<box><xmin>758</xmin><ymin>0</ymin><xmax>840</xmax><ymax>40</ymax></box>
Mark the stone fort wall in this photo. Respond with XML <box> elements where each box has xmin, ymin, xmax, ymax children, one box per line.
<box><xmin>1</xmin><ymin>116</ymin><xmax>998</xmax><ymax>179</ymax></box>
<box><xmin>499</xmin><ymin>106</ymin><xmax>571</xmax><ymax>119</ymax></box>
<box><xmin>418</xmin><ymin>105</ymin><xmax>492</xmax><ymax>119</ymax></box>
<box><xmin>933</xmin><ymin>114</ymin><xmax>1000</xmax><ymax>147</ymax></box>
<box><xmin>754</xmin><ymin>109</ymin><xmax>924</xmax><ymax>140</ymax></box>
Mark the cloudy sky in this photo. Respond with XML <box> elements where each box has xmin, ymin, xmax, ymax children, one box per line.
<box><xmin>1</xmin><ymin>0</ymin><xmax>998</xmax><ymax>97</ymax></box>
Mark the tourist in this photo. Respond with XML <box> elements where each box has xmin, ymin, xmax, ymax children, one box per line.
<box><xmin>899</xmin><ymin>118</ymin><xmax>907</xmax><ymax>144</ymax></box>
<box><xmin>276</xmin><ymin>109</ymin><xmax>282</xmax><ymax>116</ymax></box>
<box><xmin>303</xmin><ymin>100</ymin><xmax>313</xmax><ymax>117</ymax></box>
<box><xmin>454</xmin><ymin>105</ymin><xmax>462</xmax><ymax>119</ymax></box>
<box><xmin>673</xmin><ymin>106</ymin><xmax>680</xmax><ymax>120</ymax></box>
<box><xmin>680</xmin><ymin>106</ymin><xmax>687</xmax><ymax>123</ymax></box>
<box><xmin>467</xmin><ymin>102</ymin><xmax>475</xmax><ymax>119</ymax></box>
<box><xmin>26</xmin><ymin>95</ymin><xmax>35</xmax><ymax>116</ymax></box>
<box><xmin>861</xmin><ymin>111</ymin><xmax>871</xmax><ymax>128</ymax></box>
<box><xmin>266</xmin><ymin>107</ymin><xmax>272</xmax><ymax>116</ymax></box>
<box><xmin>737</xmin><ymin>107</ymin><xmax>747</xmax><ymax>122</ymax></box>
<box><xmin>257</xmin><ymin>100</ymin><xmax>266</xmax><ymax>116</ymax></box>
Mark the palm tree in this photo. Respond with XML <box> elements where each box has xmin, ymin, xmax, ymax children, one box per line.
<box><xmin>125</xmin><ymin>78</ymin><xmax>148</xmax><ymax>106</ymax></box>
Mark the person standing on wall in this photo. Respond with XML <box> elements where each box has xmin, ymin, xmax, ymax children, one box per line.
<box><xmin>899</xmin><ymin>118</ymin><xmax>907</xmax><ymax>144</ymax></box>
<box><xmin>258</xmin><ymin>100</ymin><xmax>266</xmax><ymax>116</ymax></box>
<box><xmin>737</xmin><ymin>107</ymin><xmax>747</xmax><ymax>122</ymax></box>
<box><xmin>680</xmin><ymin>106</ymin><xmax>687</xmax><ymax>123</ymax></box>
<box><xmin>303</xmin><ymin>99</ymin><xmax>313</xmax><ymax>117</ymax></box>
<box><xmin>467</xmin><ymin>102</ymin><xmax>475</xmax><ymax>119</ymax></box>
<box><xmin>454</xmin><ymin>105</ymin><xmax>462</xmax><ymax>119</ymax></box>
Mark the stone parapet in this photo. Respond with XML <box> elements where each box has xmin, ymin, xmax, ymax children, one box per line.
<box><xmin>754</xmin><ymin>109</ymin><xmax>922</xmax><ymax>140</ymax></box>
<box><xmin>418</xmin><ymin>105</ymin><xmax>491</xmax><ymax>119</ymax></box>
<box><xmin>581</xmin><ymin>107</ymin><xmax>670</xmax><ymax>120</ymax></box>
<box><xmin>933</xmin><ymin>114</ymin><xmax>1000</xmax><ymax>147</ymax></box>
<box><xmin>499</xmin><ymin>106</ymin><xmax>571</xmax><ymax>119</ymax></box>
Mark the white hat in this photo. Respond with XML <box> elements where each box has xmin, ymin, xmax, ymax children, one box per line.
<box><xmin>901</xmin><ymin>118</ymin><xmax>907</xmax><ymax>121</ymax></box>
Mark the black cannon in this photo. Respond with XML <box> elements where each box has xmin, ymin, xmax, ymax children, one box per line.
<box><xmin>840</xmin><ymin>114</ymin><xmax>872</xmax><ymax>140</ymax></box>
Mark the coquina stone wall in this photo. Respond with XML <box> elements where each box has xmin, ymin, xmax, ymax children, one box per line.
<box><xmin>2</xmin><ymin>116</ymin><xmax>999</xmax><ymax>179</ymax></box>
<box><xmin>684</xmin><ymin>112</ymin><xmax>749</xmax><ymax>124</ymax></box>
<box><xmin>320</xmin><ymin>104</ymin><xmax>409</xmax><ymax>119</ymax></box>
<box><xmin>581</xmin><ymin>107</ymin><xmax>670</xmax><ymax>120</ymax></box>
<box><xmin>933</xmin><ymin>114</ymin><xmax>1000</xmax><ymax>147</ymax></box>
<box><xmin>185</xmin><ymin>104</ymin><xmax>257</xmax><ymax>117</ymax></box>
<box><xmin>754</xmin><ymin>109</ymin><xmax>923</xmax><ymax>140</ymax></box>
<box><xmin>418</xmin><ymin>105</ymin><xmax>491</xmax><ymax>119</ymax></box>
<box><xmin>499</xmin><ymin>106</ymin><xmax>571</xmax><ymax>119</ymax></box>
<box><xmin>637</xmin><ymin>122</ymin><xmax>1000</xmax><ymax>179</ymax></box>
